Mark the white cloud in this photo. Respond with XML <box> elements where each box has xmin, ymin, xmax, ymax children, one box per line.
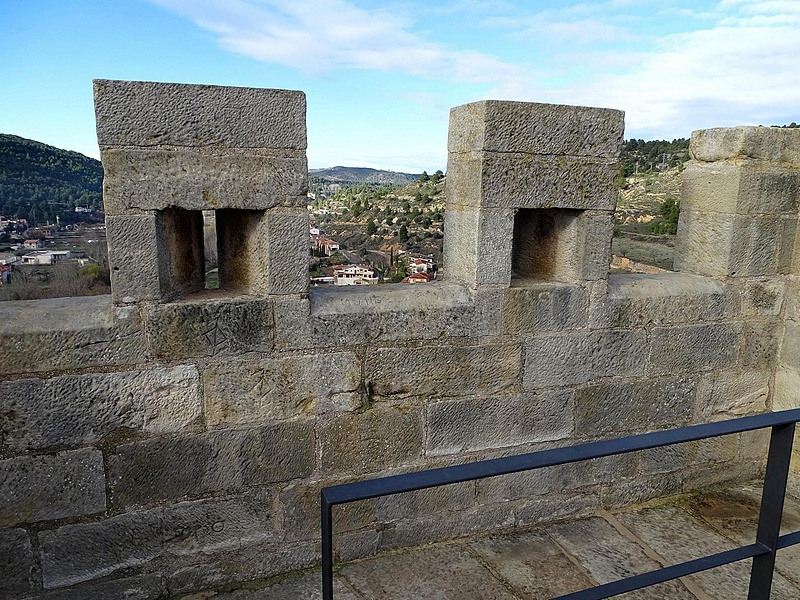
<box><xmin>562</xmin><ymin>18</ymin><xmax>800</xmax><ymax>136</ymax></box>
<box><xmin>149</xmin><ymin>0</ymin><xmax>527</xmax><ymax>86</ymax></box>
<box><xmin>479</xmin><ymin>0</ymin><xmax>800</xmax><ymax>137</ymax></box>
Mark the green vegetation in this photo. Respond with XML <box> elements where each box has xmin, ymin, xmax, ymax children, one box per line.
<box><xmin>648</xmin><ymin>197</ymin><xmax>680</xmax><ymax>235</ymax></box>
<box><xmin>618</xmin><ymin>138</ymin><xmax>690</xmax><ymax>179</ymax></box>
<box><xmin>0</xmin><ymin>134</ymin><xmax>104</xmax><ymax>225</ymax></box>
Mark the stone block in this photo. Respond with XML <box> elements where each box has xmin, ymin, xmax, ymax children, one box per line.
<box><xmin>0</xmin><ymin>449</ymin><xmax>106</xmax><ymax>527</ymax></box>
<box><xmin>442</xmin><ymin>205</ymin><xmax>514</xmax><ymax>286</ymax></box>
<box><xmin>698</xmin><ymin>369</ymin><xmax>770</xmax><ymax>419</ymax></box>
<box><xmin>142</xmin><ymin>298</ymin><xmax>272</xmax><ymax>360</ymax></box>
<box><xmin>673</xmin><ymin>210</ymin><xmax>733</xmax><ymax>276</ymax></box>
<box><xmin>448</xmin><ymin>100</ymin><xmax>624</xmax><ymax>158</ymax></box>
<box><xmin>377</xmin><ymin>503</ymin><xmax>516</xmax><ymax>553</ymax></box>
<box><xmin>101</xmin><ymin>149</ymin><xmax>307</xmax><ymax>213</ymax></box>
<box><xmin>426</xmin><ymin>391</ymin><xmax>573</xmax><ymax>456</ymax></box>
<box><xmin>0</xmin><ymin>298</ymin><xmax>146</xmax><ymax>375</ymax></box>
<box><xmin>674</xmin><ymin>211</ymin><xmax>784</xmax><ymax>277</ymax></box>
<box><xmin>365</xmin><ymin>343</ymin><xmax>521</xmax><ymax>403</ymax></box>
<box><xmin>737</xmin><ymin>167</ymin><xmax>800</xmax><ymax>214</ymax></box>
<box><xmin>481</xmin><ymin>155</ymin><xmax>616</xmax><ymax>211</ymax></box>
<box><xmin>782</xmin><ymin>319</ymin><xmax>800</xmax><ymax>370</ymax></box>
<box><xmin>680</xmin><ymin>163</ymin><xmax>799</xmax><ymax>216</ymax></box>
<box><xmin>524</xmin><ymin>329</ymin><xmax>647</xmax><ymax>389</ymax></box>
<box><xmin>738</xmin><ymin>429</ymin><xmax>770</xmax><ymax>462</ymax></box>
<box><xmin>105</xmin><ymin>214</ymin><xmax>161</xmax><ymax>303</ymax></box>
<box><xmin>740</xmin><ymin>318</ymin><xmax>780</xmax><ymax>369</ymax></box>
<box><xmin>574</xmin><ymin>377</ymin><xmax>695</xmax><ymax>435</ymax></box>
<box><xmin>165</xmin><ymin>540</ymin><xmax>318</xmax><ymax>596</ymax></box>
<box><xmin>24</xmin><ymin>574</ymin><xmax>165</xmax><ymax>600</ymax></box>
<box><xmin>280</xmin><ymin>481</ymin><xmax>378</xmax><ymax>542</ymax></box>
<box><xmin>679</xmin><ymin>162</ymin><xmax>742</xmax><ymax>213</ymax></box>
<box><xmin>728</xmin><ymin>214</ymin><xmax>785</xmax><ymax>276</ymax></box>
<box><xmin>319</xmin><ymin>408</ymin><xmax>423</xmax><ymax>475</ymax></box>
<box><xmin>309</xmin><ymin>283</ymin><xmax>476</xmax><ymax>346</ymax></box>
<box><xmin>515</xmin><ymin>491</ymin><xmax>601</xmax><ymax>527</ymax></box>
<box><xmin>0</xmin><ymin>528</ymin><xmax>36</xmax><ymax>598</ymax></box>
<box><xmin>203</xmin><ymin>352</ymin><xmax>361</xmax><ymax>426</ymax></box>
<box><xmin>0</xmin><ymin>366</ymin><xmax>202</xmax><ymax>452</ymax></box>
<box><xmin>590</xmin><ymin>273</ymin><xmax>731</xmax><ymax>328</ymax></box>
<box><xmin>272</xmin><ymin>295</ymin><xmax>312</xmax><ymax>350</ymax></box>
<box><xmin>446</xmin><ymin>153</ymin><xmax>618</xmax><ymax>210</ymax></box>
<box><xmin>477</xmin><ymin>453</ymin><xmax>637</xmax><ymax>504</ymax></box>
<box><xmin>780</xmin><ymin>216</ymin><xmax>798</xmax><ymax>274</ymax></box>
<box><xmin>690</xmin><ymin>126</ymin><xmax>800</xmax><ymax>166</ymax></box>
<box><xmin>600</xmin><ymin>471</ymin><xmax>683</xmax><ymax>508</ymax></box>
<box><xmin>372</xmin><ymin>479</ymin><xmax>475</xmax><ymax>523</ymax></box>
<box><xmin>94</xmin><ymin>79</ymin><xmax>306</xmax><ymax>150</ymax></box>
<box><xmin>647</xmin><ymin>323</ymin><xmax>739</xmax><ymax>375</ymax></box>
<box><xmin>580</xmin><ymin>211</ymin><xmax>615</xmax><ymax>281</ymax></box>
<box><xmin>784</xmin><ymin>276</ymin><xmax>800</xmax><ymax>320</ymax></box>
<box><xmin>39</xmin><ymin>489</ymin><xmax>273</xmax><ymax>589</ymax></box>
<box><xmin>469</xmin><ymin>286</ymin><xmax>505</xmax><ymax>338</ymax></box>
<box><xmin>108</xmin><ymin>422</ymin><xmax>314</xmax><ymax>507</ymax></box>
<box><xmin>740</xmin><ymin>277</ymin><xmax>785</xmax><ymax>316</ymax></box>
<box><xmin>258</xmin><ymin>208</ymin><xmax>310</xmax><ymax>295</ymax></box>
<box><xmin>640</xmin><ymin>435</ymin><xmax>738</xmax><ymax>475</ymax></box>
<box><xmin>502</xmin><ymin>283</ymin><xmax>587</xmax><ymax>333</ymax></box>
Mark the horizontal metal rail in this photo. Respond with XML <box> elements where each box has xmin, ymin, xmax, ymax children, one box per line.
<box><xmin>321</xmin><ymin>408</ymin><xmax>800</xmax><ymax>599</ymax></box>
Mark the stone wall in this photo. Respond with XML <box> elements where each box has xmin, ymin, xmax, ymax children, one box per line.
<box><xmin>0</xmin><ymin>80</ymin><xmax>798</xmax><ymax>599</ymax></box>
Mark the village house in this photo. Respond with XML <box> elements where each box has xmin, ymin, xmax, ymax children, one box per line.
<box><xmin>23</xmin><ymin>239</ymin><xmax>43</xmax><ymax>249</ymax></box>
<box><xmin>20</xmin><ymin>250</ymin><xmax>71</xmax><ymax>265</ymax></box>
<box><xmin>311</xmin><ymin>233</ymin><xmax>340</xmax><ymax>256</ymax></box>
<box><xmin>401</xmin><ymin>271</ymin><xmax>430</xmax><ymax>284</ymax></box>
<box><xmin>333</xmin><ymin>263</ymin><xmax>379</xmax><ymax>285</ymax></box>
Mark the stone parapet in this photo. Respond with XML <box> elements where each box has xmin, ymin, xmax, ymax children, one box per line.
<box><xmin>0</xmin><ymin>85</ymin><xmax>797</xmax><ymax>598</ymax></box>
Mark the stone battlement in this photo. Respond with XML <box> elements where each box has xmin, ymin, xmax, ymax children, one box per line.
<box><xmin>1</xmin><ymin>80</ymin><xmax>799</xmax><ymax>599</ymax></box>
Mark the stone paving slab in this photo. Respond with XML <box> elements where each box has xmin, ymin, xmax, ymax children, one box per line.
<box><xmin>184</xmin><ymin>481</ymin><xmax>800</xmax><ymax>600</ymax></box>
<box><xmin>468</xmin><ymin>529</ymin><xmax>594</xmax><ymax>598</ymax></box>
<box><xmin>618</xmin><ymin>502</ymin><xmax>799</xmax><ymax>599</ymax></box>
<box><xmin>339</xmin><ymin>544</ymin><xmax>518</xmax><ymax>599</ymax></box>
<box><xmin>546</xmin><ymin>516</ymin><xmax>696</xmax><ymax>600</ymax></box>
<box><xmin>208</xmin><ymin>572</ymin><xmax>358</xmax><ymax>600</ymax></box>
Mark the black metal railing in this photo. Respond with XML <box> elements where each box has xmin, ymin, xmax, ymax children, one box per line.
<box><xmin>321</xmin><ymin>408</ymin><xmax>800</xmax><ymax>600</ymax></box>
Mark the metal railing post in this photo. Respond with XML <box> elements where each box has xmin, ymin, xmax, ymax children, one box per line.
<box><xmin>321</xmin><ymin>493</ymin><xmax>334</xmax><ymax>600</ymax></box>
<box><xmin>748</xmin><ymin>422</ymin><xmax>796</xmax><ymax>600</ymax></box>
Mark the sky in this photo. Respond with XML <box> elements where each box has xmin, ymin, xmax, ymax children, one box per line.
<box><xmin>1</xmin><ymin>0</ymin><xmax>798</xmax><ymax>173</ymax></box>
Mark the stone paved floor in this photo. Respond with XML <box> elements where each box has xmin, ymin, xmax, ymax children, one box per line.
<box><xmin>189</xmin><ymin>479</ymin><xmax>800</xmax><ymax>600</ymax></box>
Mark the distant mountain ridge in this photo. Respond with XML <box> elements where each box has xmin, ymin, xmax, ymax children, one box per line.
<box><xmin>310</xmin><ymin>166</ymin><xmax>421</xmax><ymax>185</ymax></box>
<box><xmin>0</xmin><ymin>134</ymin><xmax>103</xmax><ymax>224</ymax></box>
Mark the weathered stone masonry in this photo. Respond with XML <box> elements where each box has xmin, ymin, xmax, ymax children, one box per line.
<box><xmin>0</xmin><ymin>79</ymin><xmax>799</xmax><ymax>599</ymax></box>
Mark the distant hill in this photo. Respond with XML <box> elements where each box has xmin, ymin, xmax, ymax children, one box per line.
<box><xmin>310</xmin><ymin>166</ymin><xmax>421</xmax><ymax>186</ymax></box>
<box><xmin>0</xmin><ymin>134</ymin><xmax>103</xmax><ymax>225</ymax></box>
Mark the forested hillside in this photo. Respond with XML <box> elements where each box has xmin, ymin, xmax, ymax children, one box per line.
<box><xmin>0</xmin><ymin>134</ymin><xmax>103</xmax><ymax>225</ymax></box>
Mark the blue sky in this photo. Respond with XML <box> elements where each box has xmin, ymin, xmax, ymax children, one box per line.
<box><xmin>1</xmin><ymin>0</ymin><xmax>798</xmax><ymax>172</ymax></box>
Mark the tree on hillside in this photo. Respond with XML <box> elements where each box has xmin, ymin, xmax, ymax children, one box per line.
<box><xmin>366</xmin><ymin>219</ymin><xmax>377</xmax><ymax>235</ymax></box>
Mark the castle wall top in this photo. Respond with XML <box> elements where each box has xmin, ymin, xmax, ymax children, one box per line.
<box><xmin>448</xmin><ymin>100</ymin><xmax>624</xmax><ymax>158</ymax></box>
<box><xmin>93</xmin><ymin>79</ymin><xmax>307</xmax><ymax>150</ymax></box>
<box><xmin>690</xmin><ymin>126</ymin><xmax>800</xmax><ymax>165</ymax></box>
